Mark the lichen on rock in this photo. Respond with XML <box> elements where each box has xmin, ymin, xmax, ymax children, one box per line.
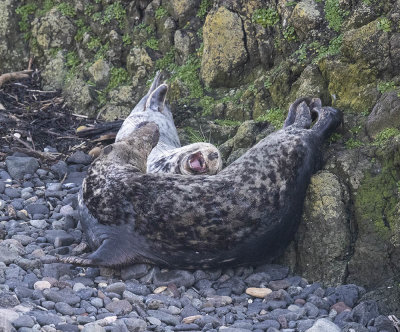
<box><xmin>201</xmin><ymin>6</ymin><xmax>249</xmax><ymax>87</ymax></box>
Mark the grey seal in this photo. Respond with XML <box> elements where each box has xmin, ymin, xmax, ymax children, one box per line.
<box><xmin>116</xmin><ymin>72</ymin><xmax>222</xmax><ymax>175</ymax></box>
<box><xmin>63</xmin><ymin>97</ymin><xmax>341</xmax><ymax>269</ymax></box>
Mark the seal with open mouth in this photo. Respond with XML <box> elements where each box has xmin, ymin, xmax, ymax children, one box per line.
<box><xmin>115</xmin><ymin>72</ymin><xmax>222</xmax><ymax>175</ymax></box>
<box><xmin>63</xmin><ymin>97</ymin><xmax>342</xmax><ymax>269</ymax></box>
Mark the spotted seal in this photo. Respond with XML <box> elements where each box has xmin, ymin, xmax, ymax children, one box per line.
<box><xmin>63</xmin><ymin>97</ymin><xmax>341</xmax><ymax>269</ymax></box>
<box><xmin>116</xmin><ymin>72</ymin><xmax>222</xmax><ymax>175</ymax></box>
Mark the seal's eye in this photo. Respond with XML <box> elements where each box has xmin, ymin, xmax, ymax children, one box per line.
<box><xmin>188</xmin><ymin>152</ymin><xmax>207</xmax><ymax>173</ymax></box>
<box><xmin>208</xmin><ymin>152</ymin><xmax>219</xmax><ymax>161</ymax></box>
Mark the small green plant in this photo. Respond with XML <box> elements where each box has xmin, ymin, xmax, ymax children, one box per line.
<box><xmin>75</xmin><ymin>19</ymin><xmax>91</xmax><ymax>42</ymax></box>
<box><xmin>185</xmin><ymin>127</ymin><xmax>206</xmax><ymax>143</ymax></box>
<box><xmin>345</xmin><ymin>138</ymin><xmax>363</xmax><ymax>149</ymax></box>
<box><xmin>155</xmin><ymin>48</ymin><xmax>176</xmax><ymax>70</ymax></box>
<box><xmin>373</xmin><ymin>128</ymin><xmax>400</xmax><ymax>146</ymax></box>
<box><xmin>171</xmin><ymin>55</ymin><xmax>203</xmax><ymax>100</ymax></box>
<box><xmin>215</xmin><ymin>119</ymin><xmax>241</xmax><ymax>126</ymax></box>
<box><xmin>199</xmin><ymin>96</ymin><xmax>216</xmax><ymax>116</ymax></box>
<box><xmin>264</xmin><ymin>77</ymin><xmax>272</xmax><ymax>89</ymax></box>
<box><xmin>57</xmin><ymin>3</ymin><xmax>76</xmax><ymax>18</ymax></box>
<box><xmin>37</xmin><ymin>0</ymin><xmax>55</xmax><ymax>16</ymax></box>
<box><xmin>256</xmin><ymin>108</ymin><xmax>286</xmax><ymax>128</ymax></box>
<box><xmin>87</xmin><ymin>36</ymin><xmax>102</xmax><ymax>50</ymax></box>
<box><xmin>66</xmin><ymin>51</ymin><xmax>80</xmax><ymax>69</ymax></box>
<box><xmin>155</xmin><ymin>6</ymin><xmax>168</xmax><ymax>20</ymax></box>
<box><xmin>328</xmin><ymin>132</ymin><xmax>343</xmax><ymax>143</ymax></box>
<box><xmin>377</xmin><ymin>17</ymin><xmax>392</xmax><ymax>32</ymax></box>
<box><xmin>286</xmin><ymin>1</ymin><xmax>298</xmax><ymax>7</ymax></box>
<box><xmin>252</xmin><ymin>8</ymin><xmax>280</xmax><ymax>28</ymax></box>
<box><xmin>197</xmin><ymin>0</ymin><xmax>213</xmax><ymax>19</ymax></box>
<box><xmin>135</xmin><ymin>23</ymin><xmax>154</xmax><ymax>35</ymax></box>
<box><xmin>324</xmin><ymin>0</ymin><xmax>349</xmax><ymax>32</ymax></box>
<box><xmin>108</xmin><ymin>67</ymin><xmax>129</xmax><ymax>90</ymax></box>
<box><xmin>143</xmin><ymin>37</ymin><xmax>159</xmax><ymax>51</ymax></box>
<box><xmin>84</xmin><ymin>4</ymin><xmax>95</xmax><ymax>16</ymax></box>
<box><xmin>295</xmin><ymin>44</ymin><xmax>307</xmax><ymax>62</ymax></box>
<box><xmin>350</xmin><ymin>125</ymin><xmax>362</xmax><ymax>135</ymax></box>
<box><xmin>283</xmin><ymin>26</ymin><xmax>297</xmax><ymax>41</ymax></box>
<box><xmin>15</xmin><ymin>3</ymin><xmax>38</xmax><ymax>32</ymax></box>
<box><xmin>312</xmin><ymin>34</ymin><xmax>343</xmax><ymax>63</ymax></box>
<box><xmin>122</xmin><ymin>34</ymin><xmax>132</xmax><ymax>46</ymax></box>
<box><xmin>102</xmin><ymin>2</ymin><xmax>126</xmax><ymax>29</ymax></box>
<box><xmin>247</xmin><ymin>83</ymin><xmax>257</xmax><ymax>95</ymax></box>
<box><xmin>377</xmin><ymin>81</ymin><xmax>397</xmax><ymax>93</ymax></box>
<box><xmin>94</xmin><ymin>42</ymin><xmax>110</xmax><ymax>60</ymax></box>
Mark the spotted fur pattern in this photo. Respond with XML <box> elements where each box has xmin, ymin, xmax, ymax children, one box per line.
<box><xmin>74</xmin><ymin>97</ymin><xmax>342</xmax><ymax>269</ymax></box>
<box><xmin>115</xmin><ymin>72</ymin><xmax>222</xmax><ymax>175</ymax></box>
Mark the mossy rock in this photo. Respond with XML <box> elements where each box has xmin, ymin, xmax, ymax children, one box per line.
<box><xmin>201</xmin><ymin>7</ymin><xmax>248</xmax><ymax>87</ymax></box>
<box><xmin>31</xmin><ymin>8</ymin><xmax>76</xmax><ymax>55</ymax></box>
<box><xmin>88</xmin><ymin>59</ymin><xmax>110</xmax><ymax>88</ymax></box>
<box><xmin>348</xmin><ymin>140</ymin><xmax>400</xmax><ymax>288</ymax></box>
<box><xmin>283</xmin><ymin>171</ymin><xmax>351</xmax><ymax>286</ymax></box>
<box><xmin>63</xmin><ymin>77</ymin><xmax>95</xmax><ymax>117</ymax></box>
<box><xmin>290</xmin><ymin>0</ymin><xmax>322</xmax><ymax>41</ymax></box>
<box><xmin>341</xmin><ymin>19</ymin><xmax>390</xmax><ymax>71</ymax></box>
<box><xmin>165</xmin><ymin>0</ymin><xmax>201</xmax><ymax>27</ymax></box>
<box><xmin>41</xmin><ymin>50</ymin><xmax>67</xmax><ymax>91</ymax></box>
<box><xmin>319</xmin><ymin>59</ymin><xmax>379</xmax><ymax>113</ymax></box>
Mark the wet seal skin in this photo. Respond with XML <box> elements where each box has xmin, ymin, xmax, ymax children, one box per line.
<box><xmin>61</xmin><ymin>97</ymin><xmax>342</xmax><ymax>269</ymax></box>
<box><xmin>116</xmin><ymin>72</ymin><xmax>222</xmax><ymax>175</ymax></box>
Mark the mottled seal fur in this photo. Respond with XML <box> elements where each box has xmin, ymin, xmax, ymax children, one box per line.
<box><xmin>116</xmin><ymin>72</ymin><xmax>222</xmax><ymax>175</ymax></box>
<box><xmin>65</xmin><ymin>97</ymin><xmax>341</xmax><ymax>269</ymax></box>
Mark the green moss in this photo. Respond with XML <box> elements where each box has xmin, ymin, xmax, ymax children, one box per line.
<box><xmin>377</xmin><ymin>17</ymin><xmax>392</xmax><ymax>32</ymax></box>
<box><xmin>286</xmin><ymin>1</ymin><xmax>298</xmax><ymax>7</ymax></box>
<box><xmin>15</xmin><ymin>3</ymin><xmax>38</xmax><ymax>32</ymax></box>
<box><xmin>255</xmin><ymin>108</ymin><xmax>286</xmax><ymax>128</ymax></box>
<box><xmin>312</xmin><ymin>35</ymin><xmax>343</xmax><ymax>63</ymax></box>
<box><xmin>252</xmin><ymin>8</ymin><xmax>280</xmax><ymax>28</ymax></box>
<box><xmin>345</xmin><ymin>138</ymin><xmax>363</xmax><ymax>149</ymax></box>
<box><xmin>155</xmin><ymin>6</ymin><xmax>168</xmax><ymax>20</ymax></box>
<box><xmin>171</xmin><ymin>55</ymin><xmax>203</xmax><ymax>100</ymax></box>
<box><xmin>57</xmin><ymin>3</ymin><xmax>76</xmax><ymax>18</ymax></box>
<box><xmin>373</xmin><ymin>128</ymin><xmax>400</xmax><ymax>146</ymax></box>
<box><xmin>37</xmin><ymin>0</ymin><xmax>55</xmax><ymax>16</ymax></box>
<box><xmin>143</xmin><ymin>37</ymin><xmax>159</xmax><ymax>50</ymax></box>
<box><xmin>377</xmin><ymin>81</ymin><xmax>397</xmax><ymax>93</ymax></box>
<box><xmin>324</xmin><ymin>0</ymin><xmax>348</xmax><ymax>32</ymax></box>
<box><xmin>356</xmin><ymin>154</ymin><xmax>400</xmax><ymax>239</ymax></box>
<box><xmin>135</xmin><ymin>23</ymin><xmax>154</xmax><ymax>35</ymax></box>
<box><xmin>215</xmin><ymin>119</ymin><xmax>241</xmax><ymax>126</ymax></box>
<box><xmin>197</xmin><ymin>0</ymin><xmax>213</xmax><ymax>19</ymax></box>
<box><xmin>264</xmin><ymin>77</ymin><xmax>272</xmax><ymax>89</ymax></box>
<box><xmin>108</xmin><ymin>67</ymin><xmax>129</xmax><ymax>90</ymax></box>
<box><xmin>328</xmin><ymin>132</ymin><xmax>343</xmax><ymax>143</ymax></box>
<box><xmin>295</xmin><ymin>44</ymin><xmax>307</xmax><ymax>62</ymax></box>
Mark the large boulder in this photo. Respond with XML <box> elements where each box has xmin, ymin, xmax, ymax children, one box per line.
<box><xmin>201</xmin><ymin>7</ymin><xmax>248</xmax><ymax>87</ymax></box>
<box><xmin>31</xmin><ymin>7</ymin><xmax>76</xmax><ymax>54</ymax></box>
<box><xmin>290</xmin><ymin>0</ymin><xmax>322</xmax><ymax>41</ymax></box>
<box><xmin>366</xmin><ymin>91</ymin><xmax>400</xmax><ymax>138</ymax></box>
<box><xmin>341</xmin><ymin>19</ymin><xmax>390</xmax><ymax>71</ymax></box>
<box><xmin>0</xmin><ymin>0</ymin><xmax>28</xmax><ymax>72</ymax></box>
<box><xmin>284</xmin><ymin>171</ymin><xmax>351</xmax><ymax>286</ymax></box>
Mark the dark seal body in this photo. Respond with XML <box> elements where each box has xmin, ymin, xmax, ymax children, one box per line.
<box><xmin>70</xmin><ymin>98</ymin><xmax>342</xmax><ymax>269</ymax></box>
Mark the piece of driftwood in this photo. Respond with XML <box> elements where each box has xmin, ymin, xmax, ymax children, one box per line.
<box><xmin>76</xmin><ymin>120</ymin><xmax>123</xmax><ymax>138</ymax></box>
<box><xmin>0</xmin><ymin>70</ymin><xmax>33</xmax><ymax>88</ymax></box>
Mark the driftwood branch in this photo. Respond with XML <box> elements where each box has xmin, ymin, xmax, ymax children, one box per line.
<box><xmin>0</xmin><ymin>70</ymin><xmax>33</xmax><ymax>88</ymax></box>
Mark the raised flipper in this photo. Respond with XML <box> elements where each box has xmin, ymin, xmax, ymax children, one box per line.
<box><xmin>311</xmin><ymin>106</ymin><xmax>342</xmax><ymax>141</ymax></box>
<box><xmin>146</xmin><ymin>84</ymin><xmax>168</xmax><ymax>113</ymax></box>
<box><xmin>284</xmin><ymin>97</ymin><xmax>322</xmax><ymax>128</ymax></box>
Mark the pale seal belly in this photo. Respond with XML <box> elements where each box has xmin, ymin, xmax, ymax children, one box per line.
<box><xmin>116</xmin><ymin>72</ymin><xmax>222</xmax><ymax>175</ymax></box>
<box><xmin>63</xmin><ymin>97</ymin><xmax>342</xmax><ymax>269</ymax></box>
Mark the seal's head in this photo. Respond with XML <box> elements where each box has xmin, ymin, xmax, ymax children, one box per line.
<box><xmin>180</xmin><ymin>143</ymin><xmax>223</xmax><ymax>175</ymax></box>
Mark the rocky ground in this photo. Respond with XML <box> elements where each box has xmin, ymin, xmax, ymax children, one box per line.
<box><xmin>0</xmin><ymin>81</ymin><xmax>398</xmax><ymax>332</ymax></box>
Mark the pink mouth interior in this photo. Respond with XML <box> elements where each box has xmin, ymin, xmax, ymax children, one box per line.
<box><xmin>189</xmin><ymin>152</ymin><xmax>207</xmax><ymax>173</ymax></box>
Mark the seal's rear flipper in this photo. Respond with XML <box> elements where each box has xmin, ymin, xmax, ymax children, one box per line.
<box><xmin>312</xmin><ymin>106</ymin><xmax>342</xmax><ymax>141</ymax></box>
<box><xmin>284</xmin><ymin>97</ymin><xmax>321</xmax><ymax>128</ymax></box>
<box><xmin>146</xmin><ymin>84</ymin><xmax>168</xmax><ymax>113</ymax></box>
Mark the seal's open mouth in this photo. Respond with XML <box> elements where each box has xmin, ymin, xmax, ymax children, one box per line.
<box><xmin>188</xmin><ymin>152</ymin><xmax>207</xmax><ymax>173</ymax></box>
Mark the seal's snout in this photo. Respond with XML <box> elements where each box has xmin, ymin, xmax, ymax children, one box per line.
<box><xmin>188</xmin><ymin>152</ymin><xmax>207</xmax><ymax>173</ymax></box>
